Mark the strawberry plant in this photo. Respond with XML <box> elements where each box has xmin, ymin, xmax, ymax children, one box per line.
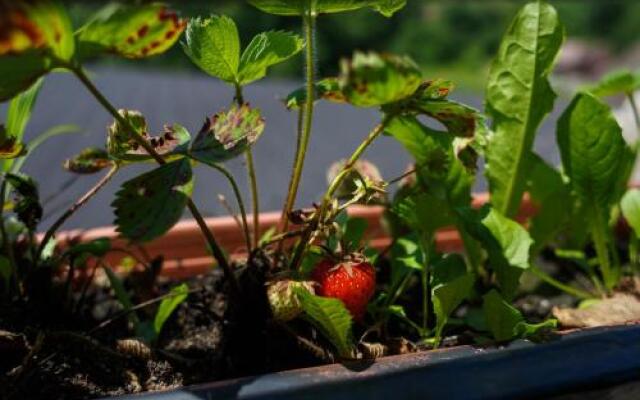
<box><xmin>1</xmin><ymin>0</ymin><xmax>640</xmax><ymax>397</ymax></box>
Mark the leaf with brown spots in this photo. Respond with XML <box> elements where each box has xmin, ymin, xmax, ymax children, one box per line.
<box><xmin>106</xmin><ymin>109</ymin><xmax>191</xmax><ymax>162</ymax></box>
<box><xmin>285</xmin><ymin>78</ymin><xmax>346</xmax><ymax>110</ymax></box>
<box><xmin>339</xmin><ymin>52</ymin><xmax>422</xmax><ymax>108</ymax></box>
<box><xmin>64</xmin><ymin>147</ymin><xmax>113</xmax><ymax>174</ymax></box>
<box><xmin>76</xmin><ymin>3</ymin><xmax>186</xmax><ymax>60</ymax></box>
<box><xmin>410</xmin><ymin>98</ymin><xmax>482</xmax><ymax>138</ymax></box>
<box><xmin>189</xmin><ymin>103</ymin><xmax>265</xmax><ymax>164</ymax></box>
<box><xmin>112</xmin><ymin>158</ymin><xmax>193</xmax><ymax>243</ymax></box>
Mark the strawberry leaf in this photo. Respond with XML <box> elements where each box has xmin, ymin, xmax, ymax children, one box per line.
<box><xmin>64</xmin><ymin>148</ymin><xmax>113</xmax><ymax>174</ymax></box>
<box><xmin>249</xmin><ymin>0</ymin><xmax>405</xmax><ymax>17</ymax></box>
<box><xmin>295</xmin><ymin>287</ymin><xmax>354</xmax><ymax>358</ymax></box>
<box><xmin>182</xmin><ymin>15</ymin><xmax>240</xmax><ymax>83</ymax></box>
<box><xmin>339</xmin><ymin>52</ymin><xmax>422</xmax><ymax>108</ymax></box>
<box><xmin>189</xmin><ymin>103</ymin><xmax>265</xmax><ymax>164</ymax></box>
<box><xmin>113</xmin><ymin>159</ymin><xmax>193</xmax><ymax>243</ymax></box>
<box><xmin>285</xmin><ymin>78</ymin><xmax>346</xmax><ymax>109</ymax></box>
<box><xmin>409</xmin><ymin>98</ymin><xmax>483</xmax><ymax>138</ymax></box>
<box><xmin>76</xmin><ymin>3</ymin><xmax>186</xmax><ymax>60</ymax></box>
<box><xmin>622</xmin><ymin>189</ymin><xmax>640</xmax><ymax>239</ymax></box>
<box><xmin>586</xmin><ymin>69</ymin><xmax>640</xmax><ymax>98</ymax></box>
<box><xmin>238</xmin><ymin>31</ymin><xmax>304</xmax><ymax>85</ymax></box>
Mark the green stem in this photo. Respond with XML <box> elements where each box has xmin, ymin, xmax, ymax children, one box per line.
<box><xmin>0</xmin><ymin>179</ymin><xmax>19</xmax><ymax>294</ymax></box>
<box><xmin>245</xmin><ymin>150</ymin><xmax>260</xmax><ymax>249</ymax></box>
<box><xmin>420</xmin><ymin>234</ymin><xmax>433</xmax><ymax>332</ymax></box>
<box><xmin>628</xmin><ymin>92</ymin><xmax>640</xmax><ymax>133</ymax></box>
<box><xmin>280</xmin><ymin>11</ymin><xmax>316</xmax><ymax>235</ymax></box>
<box><xmin>37</xmin><ymin>165</ymin><xmax>119</xmax><ymax>259</ymax></box>
<box><xmin>290</xmin><ymin>117</ymin><xmax>391</xmax><ymax>269</ymax></box>
<box><xmin>202</xmin><ymin>161</ymin><xmax>251</xmax><ymax>252</ymax></box>
<box><xmin>591</xmin><ymin>213</ymin><xmax>614</xmax><ymax>291</ymax></box>
<box><xmin>529</xmin><ymin>265</ymin><xmax>595</xmax><ymax>300</ymax></box>
<box><xmin>70</xmin><ymin>65</ymin><xmax>237</xmax><ymax>294</ymax></box>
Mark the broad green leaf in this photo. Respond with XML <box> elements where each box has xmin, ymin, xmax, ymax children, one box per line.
<box><xmin>431</xmin><ymin>254</ymin><xmax>474</xmax><ymax>343</ymax></box>
<box><xmin>154</xmin><ymin>283</ymin><xmax>189</xmax><ymax>335</ymax></box>
<box><xmin>182</xmin><ymin>15</ymin><xmax>240</xmax><ymax>83</ymax></box>
<box><xmin>557</xmin><ymin>92</ymin><xmax>631</xmax><ymax>288</ymax></box>
<box><xmin>113</xmin><ymin>158</ymin><xmax>194</xmax><ymax>242</ymax></box>
<box><xmin>5</xmin><ymin>173</ymin><xmax>41</xmax><ymax>231</ymax></box>
<box><xmin>64</xmin><ymin>148</ymin><xmax>113</xmax><ymax>174</ymax></box>
<box><xmin>586</xmin><ymin>70</ymin><xmax>640</xmax><ymax>98</ymax></box>
<box><xmin>485</xmin><ymin>1</ymin><xmax>564</xmax><ymax>218</ymax></box>
<box><xmin>189</xmin><ymin>103</ymin><xmax>265</xmax><ymax>164</ymax></box>
<box><xmin>483</xmin><ymin>289</ymin><xmax>556</xmax><ymax>342</ymax></box>
<box><xmin>0</xmin><ymin>125</ymin><xmax>26</xmax><ymax>160</ymax></box>
<box><xmin>457</xmin><ymin>206</ymin><xmax>532</xmax><ymax>300</ymax></box>
<box><xmin>107</xmin><ymin>109</ymin><xmax>191</xmax><ymax>162</ymax></box>
<box><xmin>285</xmin><ymin>77</ymin><xmax>346</xmax><ymax>109</ymax></box>
<box><xmin>77</xmin><ymin>3</ymin><xmax>186</xmax><ymax>60</ymax></box>
<box><xmin>249</xmin><ymin>0</ymin><xmax>405</xmax><ymax>16</ymax></box>
<box><xmin>295</xmin><ymin>287</ymin><xmax>354</xmax><ymax>358</ymax></box>
<box><xmin>0</xmin><ymin>51</ymin><xmax>51</xmax><ymax>102</ymax></box>
<box><xmin>339</xmin><ymin>52</ymin><xmax>422</xmax><ymax>108</ymax></box>
<box><xmin>6</xmin><ymin>78</ymin><xmax>43</xmax><ymax>141</ymax></box>
<box><xmin>526</xmin><ymin>153</ymin><xmax>571</xmax><ymax>252</ymax></box>
<box><xmin>622</xmin><ymin>189</ymin><xmax>640</xmax><ymax>239</ymax></box>
<box><xmin>238</xmin><ymin>31</ymin><xmax>304</xmax><ymax>85</ymax></box>
<box><xmin>0</xmin><ymin>0</ymin><xmax>74</xmax><ymax>60</ymax></box>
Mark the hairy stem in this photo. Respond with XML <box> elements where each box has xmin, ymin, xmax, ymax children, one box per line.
<box><xmin>245</xmin><ymin>150</ymin><xmax>260</xmax><ymax>249</ymax></box>
<box><xmin>70</xmin><ymin>66</ymin><xmax>238</xmax><ymax>294</ymax></box>
<box><xmin>203</xmin><ymin>161</ymin><xmax>251</xmax><ymax>251</ymax></box>
<box><xmin>37</xmin><ymin>165</ymin><xmax>119</xmax><ymax>259</ymax></box>
<box><xmin>280</xmin><ymin>11</ymin><xmax>317</xmax><ymax>235</ymax></box>
<box><xmin>529</xmin><ymin>265</ymin><xmax>595</xmax><ymax>300</ymax></box>
<box><xmin>290</xmin><ymin>117</ymin><xmax>391</xmax><ymax>269</ymax></box>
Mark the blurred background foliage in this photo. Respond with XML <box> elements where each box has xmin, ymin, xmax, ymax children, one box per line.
<box><xmin>66</xmin><ymin>0</ymin><xmax>640</xmax><ymax>91</ymax></box>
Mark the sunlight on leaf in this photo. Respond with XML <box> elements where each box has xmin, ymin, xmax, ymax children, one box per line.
<box><xmin>586</xmin><ymin>69</ymin><xmax>640</xmax><ymax>98</ymax></box>
<box><xmin>154</xmin><ymin>283</ymin><xmax>189</xmax><ymax>335</ymax></box>
<box><xmin>238</xmin><ymin>31</ymin><xmax>304</xmax><ymax>85</ymax></box>
<box><xmin>622</xmin><ymin>189</ymin><xmax>640</xmax><ymax>239</ymax></box>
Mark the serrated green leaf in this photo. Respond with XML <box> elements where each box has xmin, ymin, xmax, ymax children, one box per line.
<box><xmin>586</xmin><ymin>69</ymin><xmax>640</xmax><ymax>98</ymax></box>
<box><xmin>557</xmin><ymin>92</ymin><xmax>631</xmax><ymax>288</ymax></box>
<box><xmin>431</xmin><ymin>254</ymin><xmax>474</xmax><ymax>343</ymax></box>
<box><xmin>64</xmin><ymin>148</ymin><xmax>113</xmax><ymax>174</ymax></box>
<box><xmin>77</xmin><ymin>3</ymin><xmax>186</xmax><ymax>60</ymax></box>
<box><xmin>622</xmin><ymin>189</ymin><xmax>640</xmax><ymax>239</ymax></box>
<box><xmin>182</xmin><ymin>15</ymin><xmax>240</xmax><ymax>83</ymax></box>
<box><xmin>189</xmin><ymin>103</ymin><xmax>265</xmax><ymax>164</ymax></box>
<box><xmin>249</xmin><ymin>0</ymin><xmax>405</xmax><ymax>16</ymax></box>
<box><xmin>285</xmin><ymin>78</ymin><xmax>346</xmax><ymax>109</ymax></box>
<box><xmin>457</xmin><ymin>206</ymin><xmax>532</xmax><ymax>300</ymax></box>
<box><xmin>485</xmin><ymin>1</ymin><xmax>564</xmax><ymax>218</ymax></box>
<box><xmin>340</xmin><ymin>52</ymin><xmax>422</xmax><ymax>108</ymax></box>
<box><xmin>238</xmin><ymin>31</ymin><xmax>304</xmax><ymax>85</ymax></box>
<box><xmin>154</xmin><ymin>283</ymin><xmax>189</xmax><ymax>335</ymax></box>
<box><xmin>107</xmin><ymin>109</ymin><xmax>191</xmax><ymax>162</ymax></box>
<box><xmin>483</xmin><ymin>289</ymin><xmax>556</xmax><ymax>342</ymax></box>
<box><xmin>295</xmin><ymin>287</ymin><xmax>354</xmax><ymax>358</ymax></box>
<box><xmin>113</xmin><ymin>159</ymin><xmax>193</xmax><ymax>243</ymax></box>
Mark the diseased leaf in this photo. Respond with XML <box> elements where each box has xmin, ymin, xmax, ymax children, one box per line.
<box><xmin>485</xmin><ymin>1</ymin><xmax>564</xmax><ymax>217</ymax></box>
<box><xmin>5</xmin><ymin>173</ymin><xmax>42</xmax><ymax>231</ymax></box>
<box><xmin>0</xmin><ymin>0</ymin><xmax>75</xmax><ymax>60</ymax></box>
<box><xmin>415</xmin><ymin>79</ymin><xmax>455</xmax><ymax>100</ymax></box>
<box><xmin>113</xmin><ymin>159</ymin><xmax>193</xmax><ymax>242</ymax></box>
<box><xmin>107</xmin><ymin>109</ymin><xmax>190</xmax><ymax>162</ymax></box>
<box><xmin>340</xmin><ymin>52</ymin><xmax>422</xmax><ymax>108</ymax></box>
<box><xmin>189</xmin><ymin>103</ymin><xmax>265</xmax><ymax>164</ymax></box>
<box><xmin>483</xmin><ymin>289</ymin><xmax>556</xmax><ymax>342</ymax></box>
<box><xmin>154</xmin><ymin>283</ymin><xmax>189</xmax><ymax>335</ymax></box>
<box><xmin>249</xmin><ymin>0</ymin><xmax>405</xmax><ymax>16</ymax></box>
<box><xmin>410</xmin><ymin>98</ymin><xmax>482</xmax><ymax>138</ymax></box>
<box><xmin>238</xmin><ymin>31</ymin><xmax>304</xmax><ymax>85</ymax></box>
<box><xmin>557</xmin><ymin>92</ymin><xmax>632</xmax><ymax>288</ymax></box>
<box><xmin>587</xmin><ymin>69</ymin><xmax>640</xmax><ymax>98</ymax></box>
<box><xmin>285</xmin><ymin>78</ymin><xmax>346</xmax><ymax>109</ymax></box>
<box><xmin>181</xmin><ymin>15</ymin><xmax>240</xmax><ymax>83</ymax></box>
<box><xmin>622</xmin><ymin>189</ymin><xmax>640</xmax><ymax>239</ymax></box>
<box><xmin>431</xmin><ymin>254</ymin><xmax>474</xmax><ymax>343</ymax></box>
<box><xmin>457</xmin><ymin>206</ymin><xmax>532</xmax><ymax>300</ymax></box>
<box><xmin>77</xmin><ymin>3</ymin><xmax>186</xmax><ymax>60</ymax></box>
<box><xmin>64</xmin><ymin>148</ymin><xmax>113</xmax><ymax>174</ymax></box>
<box><xmin>0</xmin><ymin>125</ymin><xmax>26</xmax><ymax>160</ymax></box>
<box><xmin>295</xmin><ymin>287</ymin><xmax>354</xmax><ymax>358</ymax></box>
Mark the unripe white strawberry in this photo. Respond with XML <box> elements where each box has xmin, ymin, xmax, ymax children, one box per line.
<box><xmin>267</xmin><ymin>280</ymin><xmax>315</xmax><ymax>322</ymax></box>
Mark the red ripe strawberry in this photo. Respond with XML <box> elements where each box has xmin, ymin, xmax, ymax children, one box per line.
<box><xmin>311</xmin><ymin>256</ymin><xmax>376</xmax><ymax>321</ymax></box>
